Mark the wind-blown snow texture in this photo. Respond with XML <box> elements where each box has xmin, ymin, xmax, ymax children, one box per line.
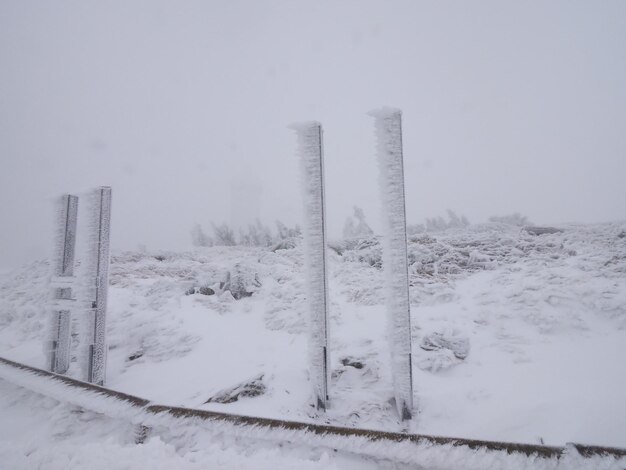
<box><xmin>1</xmin><ymin>221</ymin><xmax>626</xmax><ymax>465</ymax></box>
<box><xmin>291</xmin><ymin>122</ymin><xmax>330</xmax><ymax>411</ymax></box>
<box><xmin>369</xmin><ymin>107</ymin><xmax>414</xmax><ymax>420</ymax></box>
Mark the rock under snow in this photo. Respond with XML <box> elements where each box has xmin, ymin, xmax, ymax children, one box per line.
<box><xmin>420</xmin><ymin>331</ymin><xmax>470</xmax><ymax>359</ymax></box>
<box><xmin>205</xmin><ymin>374</ymin><xmax>266</xmax><ymax>404</ymax></box>
<box><xmin>522</xmin><ymin>226</ymin><xmax>564</xmax><ymax>236</ymax></box>
<box><xmin>416</xmin><ymin>330</ymin><xmax>470</xmax><ymax>373</ymax></box>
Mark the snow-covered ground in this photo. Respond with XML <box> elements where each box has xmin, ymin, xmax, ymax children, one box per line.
<box><xmin>1</xmin><ymin>221</ymin><xmax>625</xmax><ymax>466</ymax></box>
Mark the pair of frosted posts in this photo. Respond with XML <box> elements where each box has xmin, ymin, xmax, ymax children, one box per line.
<box><xmin>293</xmin><ymin>109</ymin><xmax>413</xmax><ymax>419</ymax></box>
<box><xmin>48</xmin><ymin>187</ymin><xmax>112</xmax><ymax>386</ymax></box>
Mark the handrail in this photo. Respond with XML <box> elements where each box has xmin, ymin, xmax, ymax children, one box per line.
<box><xmin>1</xmin><ymin>355</ymin><xmax>625</xmax><ymax>465</ymax></box>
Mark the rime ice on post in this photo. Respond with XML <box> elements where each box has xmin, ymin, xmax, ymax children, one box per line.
<box><xmin>84</xmin><ymin>186</ymin><xmax>112</xmax><ymax>385</ymax></box>
<box><xmin>48</xmin><ymin>194</ymin><xmax>78</xmax><ymax>374</ymax></box>
<box><xmin>369</xmin><ymin>107</ymin><xmax>414</xmax><ymax>420</ymax></box>
<box><xmin>289</xmin><ymin>121</ymin><xmax>330</xmax><ymax>411</ymax></box>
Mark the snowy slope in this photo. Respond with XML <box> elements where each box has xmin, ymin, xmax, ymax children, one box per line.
<box><xmin>0</xmin><ymin>222</ymin><xmax>625</xmax><ymax>450</ymax></box>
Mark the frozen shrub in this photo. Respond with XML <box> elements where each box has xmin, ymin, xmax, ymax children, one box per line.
<box><xmin>221</xmin><ymin>263</ymin><xmax>261</xmax><ymax>300</ymax></box>
<box><xmin>212</xmin><ymin>223</ymin><xmax>236</xmax><ymax>246</ymax></box>
<box><xmin>271</xmin><ymin>237</ymin><xmax>298</xmax><ymax>252</ymax></box>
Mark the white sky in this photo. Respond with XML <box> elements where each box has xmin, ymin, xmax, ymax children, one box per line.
<box><xmin>1</xmin><ymin>0</ymin><xmax>625</xmax><ymax>267</ymax></box>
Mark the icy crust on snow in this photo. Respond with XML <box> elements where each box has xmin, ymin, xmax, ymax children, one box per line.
<box><xmin>0</xmin><ymin>222</ymin><xmax>625</xmax><ymax>446</ymax></box>
<box><xmin>370</xmin><ymin>108</ymin><xmax>413</xmax><ymax>418</ymax></box>
<box><xmin>292</xmin><ymin>121</ymin><xmax>330</xmax><ymax>408</ymax></box>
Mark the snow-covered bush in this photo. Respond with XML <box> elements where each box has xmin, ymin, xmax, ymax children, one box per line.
<box><xmin>221</xmin><ymin>263</ymin><xmax>261</xmax><ymax>300</ymax></box>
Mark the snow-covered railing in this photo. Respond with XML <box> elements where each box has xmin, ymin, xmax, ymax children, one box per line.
<box><xmin>1</xmin><ymin>355</ymin><xmax>625</xmax><ymax>469</ymax></box>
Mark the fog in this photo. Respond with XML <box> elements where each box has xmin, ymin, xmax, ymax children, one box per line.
<box><xmin>1</xmin><ymin>0</ymin><xmax>625</xmax><ymax>268</ymax></box>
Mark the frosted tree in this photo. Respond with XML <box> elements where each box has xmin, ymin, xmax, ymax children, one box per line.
<box><xmin>238</xmin><ymin>227</ymin><xmax>248</xmax><ymax>246</ymax></box>
<box><xmin>446</xmin><ymin>210</ymin><xmax>462</xmax><ymax>228</ymax></box>
<box><xmin>426</xmin><ymin>216</ymin><xmax>447</xmax><ymax>232</ymax></box>
<box><xmin>289</xmin><ymin>121</ymin><xmax>330</xmax><ymax>411</ymax></box>
<box><xmin>369</xmin><ymin>107</ymin><xmax>414</xmax><ymax>420</ymax></box>
<box><xmin>211</xmin><ymin>223</ymin><xmax>236</xmax><ymax>246</ymax></box>
<box><xmin>47</xmin><ymin>194</ymin><xmax>78</xmax><ymax>374</ymax></box>
<box><xmin>81</xmin><ymin>187</ymin><xmax>112</xmax><ymax>385</ymax></box>
<box><xmin>276</xmin><ymin>220</ymin><xmax>292</xmax><ymax>240</ymax></box>
<box><xmin>353</xmin><ymin>206</ymin><xmax>373</xmax><ymax>237</ymax></box>
<box><xmin>344</xmin><ymin>206</ymin><xmax>374</xmax><ymax>239</ymax></box>
<box><xmin>191</xmin><ymin>223</ymin><xmax>213</xmax><ymax>247</ymax></box>
<box><xmin>239</xmin><ymin>220</ymin><xmax>272</xmax><ymax>246</ymax></box>
<box><xmin>254</xmin><ymin>219</ymin><xmax>273</xmax><ymax>246</ymax></box>
<box><xmin>244</xmin><ymin>223</ymin><xmax>260</xmax><ymax>246</ymax></box>
<box><xmin>342</xmin><ymin>216</ymin><xmax>357</xmax><ymax>239</ymax></box>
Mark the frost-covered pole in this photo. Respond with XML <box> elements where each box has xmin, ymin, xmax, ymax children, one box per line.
<box><xmin>48</xmin><ymin>194</ymin><xmax>78</xmax><ymax>374</ymax></box>
<box><xmin>290</xmin><ymin>121</ymin><xmax>330</xmax><ymax>411</ymax></box>
<box><xmin>369</xmin><ymin>107</ymin><xmax>414</xmax><ymax>420</ymax></box>
<box><xmin>86</xmin><ymin>186</ymin><xmax>112</xmax><ymax>385</ymax></box>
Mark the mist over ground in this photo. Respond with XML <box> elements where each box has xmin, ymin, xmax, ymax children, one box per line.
<box><xmin>1</xmin><ymin>0</ymin><xmax>625</xmax><ymax>268</ymax></box>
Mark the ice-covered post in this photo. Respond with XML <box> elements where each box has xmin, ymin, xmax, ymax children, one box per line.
<box><xmin>369</xmin><ymin>107</ymin><xmax>414</xmax><ymax>420</ymax></box>
<box><xmin>48</xmin><ymin>194</ymin><xmax>79</xmax><ymax>374</ymax></box>
<box><xmin>86</xmin><ymin>186</ymin><xmax>112</xmax><ymax>385</ymax></box>
<box><xmin>290</xmin><ymin>121</ymin><xmax>330</xmax><ymax>411</ymax></box>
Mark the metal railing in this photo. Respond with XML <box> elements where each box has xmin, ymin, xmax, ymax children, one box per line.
<box><xmin>1</xmin><ymin>355</ymin><xmax>624</xmax><ymax>466</ymax></box>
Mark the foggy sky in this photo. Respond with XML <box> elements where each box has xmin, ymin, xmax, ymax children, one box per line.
<box><xmin>1</xmin><ymin>0</ymin><xmax>625</xmax><ymax>268</ymax></box>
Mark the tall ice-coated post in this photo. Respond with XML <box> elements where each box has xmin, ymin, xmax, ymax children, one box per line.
<box><xmin>48</xmin><ymin>194</ymin><xmax>79</xmax><ymax>374</ymax></box>
<box><xmin>369</xmin><ymin>107</ymin><xmax>414</xmax><ymax>420</ymax></box>
<box><xmin>290</xmin><ymin>121</ymin><xmax>330</xmax><ymax>411</ymax></box>
<box><xmin>87</xmin><ymin>186</ymin><xmax>112</xmax><ymax>385</ymax></box>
